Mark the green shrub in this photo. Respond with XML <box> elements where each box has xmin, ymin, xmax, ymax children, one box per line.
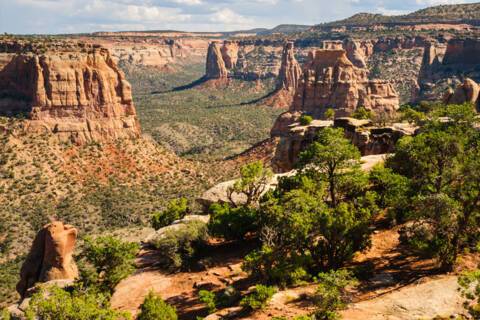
<box><xmin>78</xmin><ymin>236</ymin><xmax>139</xmax><ymax>294</ymax></box>
<box><xmin>351</xmin><ymin>107</ymin><xmax>372</xmax><ymax>120</ymax></box>
<box><xmin>25</xmin><ymin>285</ymin><xmax>130</xmax><ymax>320</ymax></box>
<box><xmin>228</xmin><ymin>161</ymin><xmax>273</xmax><ymax>207</ymax></box>
<box><xmin>299</xmin><ymin>114</ymin><xmax>313</xmax><ymax>126</ymax></box>
<box><xmin>151</xmin><ymin>198</ymin><xmax>189</xmax><ymax>230</ymax></box>
<box><xmin>313</xmin><ymin>270</ymin><xmax>357</xmax><ymax>320</ymax></box>
<box><xmin>324</xmin><ymin>108</ymin><xmax>335</xmax><ymax>120</ymax></box>
<box><xmin>208</xmin><ymin>203</ymin><xmax>258</xmax><ymax>241</ymax></box>
<box><xmin>240</xmin><ymin>285</ymin><xmax>277</xmax><ymax>311</ymax></box>
<box><xmin>137</xmin><ymin>291</ymin><xmax>177</xmax><ymax>320</ymax></box>
<box><xmin>198</xmin><ymin>290</ymin><xmax>217</xmax><ymax>314</ymax></box>
<box><xmin>150</xmin><ymin>220</ymin><xmax>208</xmax><ymax>271</ymax></box>
<box><xmin>1</xmin><ymin>308</ymin><xmax>10</xmax><ymax>320</ymax></box>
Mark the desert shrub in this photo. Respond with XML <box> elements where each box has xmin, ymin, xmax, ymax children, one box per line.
<box><xmin>351</xmin><ymin>106</ymin><xmax>372</xmax><ymax>120</ymax></box>
<box><xmin>198</xmin><ymin>290</ymin><xmax>217</xmax><ymax>314</ymax></box>
<box><xmin>299</xmin><ymin>114</ymin><xmax>313</xmax><ymax>126</ymax></box>
<box><xmin>137</xmin><ymin>291</ymin><xmax>177</xmax><ymax>320</ymax></box>
<box><xmin>324</xmin><ymin>108</ymin><xmax>335</xmax><ymax>120</ymax></box>
<box><xmin>400</xmin><ymin>106</ymin><xmax>426</xmax><ymax>125</ymax></box>
<box><xmin>150</xmin><ymin>220</ymin><xmax>208</xmax><ymax>271</ymax></box>
<box><xmin>78</xmin><ymin>236</ymin><xmax>139</xmax><ymax>294</ymax></box>
<box><xmin>208</xmin><ymin>203</ymin><xmax>258</xmax><ymax>241</ymax></box>
<box><xmin>240</xmin><ymin>285</ymin><xmax>277</xmax><ymax>311</ymax></box>
<box><xmin>458</xmin><ymin>269</ymin><xmax>480</xmax><ymax>319</ymax></box>
<box><xmin>228</xmin><ymin>161</ymin><xmax>273</xmax><ymax>207</ymax></box>
<box><xmin>313</xmin><ymin>270</ymin><xmax>357</xmax><ymax>320</ymax></box>
<box><xmin>151</xmin><ymin>198</ymin><xmax>189</xmax><ymax>230</ymax></box>
<box><xmin>25</xmin><ymin>285</ymin><xmax>130</xmax><ymax>320</ymax></box>
<box><xmin>1</xmin><ymin>308</ymin><xmax>10</xmax><ymax>320</ymax></box>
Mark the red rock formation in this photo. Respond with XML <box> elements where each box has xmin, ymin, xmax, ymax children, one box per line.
<box><xmin>205</xmin><ymin>41</ymin><xmax>228</xmax><ymax>80</ymax></box>
<box><xmin>291</xmin><ymin>49</ymin><xmax>398</xmax><ymax>118</ymax></box>
<box><xmin>344</xmin><ymin>39</ymin><xmax>368</xmax><ymax>68</ymax></box>
<box><xmin>444</xmin><ymin>78</ymin><xmax>480</xmax><ymax>108</ymax></box>
<box><xmin>220</xmin><ymin>40</ymin><xmax>239</xmax><ymax>70</ymax></box>
<box><xmin>0</xmin><ymin>45</ymin><xmax>141</xmax><ymax>144</ymax></box>
<box><xmin>443</xmin><ymin>38</ymin><xmax>480</xmax><ymax>65</ymax></box>
<box><xmin>277</xmin><ymin>42</ymin><xmax>302</xmax><ymax>93</ymax></box>
<box><xmin>17</xmin><ymin>221</ymin><xmax>78</xmax><ymax>297</ymax></box>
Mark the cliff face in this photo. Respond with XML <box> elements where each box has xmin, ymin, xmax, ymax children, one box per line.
<box><xmin>289</xmin><ymin>49</ymin><xmax>399</xmax><ymax>119</ymax></box>
<box><xmin>0</xmin><ymin>45</ymin><xmax>141</xmax><ymax>144</ymax></box>
<box><xmin>443</xmin><ymin>38</ymin><xmax>480</xmax><ymax>65</ymax></box>
<box><xmin>417</xmin><ymin>38</ymin><xmax>480</xmax><ymax>102</ymax></box>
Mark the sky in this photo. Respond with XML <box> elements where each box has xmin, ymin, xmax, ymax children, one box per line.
<box><xmin>0</xmin><ymin>0</ymin><xmax>477</xmax><ymax>34</ymax></box>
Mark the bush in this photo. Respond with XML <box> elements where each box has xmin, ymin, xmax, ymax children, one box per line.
<box><xmin>78</xmin><ymin>236</ymin><xmax>139</xmax><ymax>294</ymax></box>
<box><xmin>240</xmin><ymin>285</ymin><xmax>277</xmax><ymax>311</ymax></box>
<box><xmin>198</xmin><ymin>290</ymin><xmax>217</xmax><ymax>314</ymax></box>
<box><xmin>324</xmin><ymin>108</ymin><xmax>335</xmax><ymax>120</ymax></box>
<box><xmin>137</xmin><ymin>291</ymin><xmax>177</xmax><ymax>320</ymax></box>
<box><xmin>458</xmin><ymin>269</ymin><xmax>480</xmax><ymax>319</ymax></box>
<box><xmin>150</xmin><ymin>220</ymin><xmax>208</xmax><ymax>271</ymax></box>
<box><xmin>208</xmin><ymin>203</ymin><xmax>258</xmax><ymax>241</ymax></box>
<box><xmin>151</xmin><ymin>198</ymin><xmax>189</xmax><ymax>230</ymax></box>
<box><xmin>228</xmin><ymin>161</ymin><xmax>273</xmax><ymax>207</ymax></box>
<box><xmin>313</xmin><ymin>270</ymin><xmax>357</xmax><ymax>320</ymax></box>
<box><xmin>299</xmin><ymin>114</ymin><xmax>313</xmax><ymax>126</ymax></box>
<box><xmin>351</xmin><ymin>107</ymin><xmax>372</xmax><ymax>120</ymax></box>
<box><xmin>25</xmin><ymin>285</ymin><xmax>130</xmax><ymax>320</ymax></box>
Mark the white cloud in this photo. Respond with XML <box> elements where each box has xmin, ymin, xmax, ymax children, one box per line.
<box><xmin>2</xmin><ymin>0</ymin><xmax>478</xmax><ymax>34</ymax></box>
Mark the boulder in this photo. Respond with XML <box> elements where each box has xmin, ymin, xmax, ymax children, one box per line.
<box><xmin>17</xmin><ymin>222</ymin><xmax>78</xmax><ymax>298</ymax></box>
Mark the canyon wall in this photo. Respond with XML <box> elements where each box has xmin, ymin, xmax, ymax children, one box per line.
<box><xmin>0</xmin><ymin>41</ymin><xmax>141</xmax><ymax>144</ymax></box>
<box><xmin>417</xmin><ymin>37</ymin><xmax>480</xmax><ymax>102</ymax></box>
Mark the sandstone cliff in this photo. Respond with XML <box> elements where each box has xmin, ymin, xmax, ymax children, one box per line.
<box><xmin>417</xmin><ymin>38</ymin><xmax>480</xmax><ymax>102</ymax></box>
<box><xmin>289</xmin><ymin>49</ymin><xmax>399</xmax><ymax>119</ymax></box>
<box><xmin>0</xmin><ymin>43</ymin><xmax>141</xmax><ymax>144</ymax></box>
<box><xmin>17</xmin><ymin>222</ymin><xmax>78</xmax><ymax>297</ymax></box>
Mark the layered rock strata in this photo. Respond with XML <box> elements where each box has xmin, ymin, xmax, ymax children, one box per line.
<box><xmin>275</xmin><ymin>49</ymin><xmax>399</xmax><ymax>124</ymax></box>
<box><xmin>0</xmin><ymin>44</ymin><xmax>141</xmax><ymax>144</ymax></box>
<box><xmin>17</xmin><ymin>222</ymin><xmax>79</xmax><ymax>298</ymax></box>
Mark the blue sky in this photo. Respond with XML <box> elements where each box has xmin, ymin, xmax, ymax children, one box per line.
<box><xmin>0</xmin><ymin>0</ymin><xmax>477</xmax><ymax>34</ymax></box>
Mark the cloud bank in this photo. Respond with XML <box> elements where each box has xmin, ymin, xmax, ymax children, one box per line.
<box><xmin>0</xmin><ymin>0</ymin><xmax>475</xmax><ymax>34</ymax></box>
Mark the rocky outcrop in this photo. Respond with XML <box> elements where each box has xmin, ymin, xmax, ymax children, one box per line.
<box><xmin>344</xmin><ymin>39</ymin><xmax>368</xmax><ymax>68</ymax></box>
<box><xmin>277</xmin><ymin>42</ymin><xmax>302</xmax><ymax>93</ymax></box>
<box><xmin>17</xmin><ymin>222</ymin><xmax>78</xmax><ymax>298</ymax></box>
<box><xmin>272</xmin><ymin>117</ymin><xmax>415</xmax><ymax>172</ymax></box>
<box><xmin>205</xmin><ymin>41</ymin><xmax>228</xmax><ymax>80</ymax></box>
<box><xmin>0</xmin><ymin>44</ymin><xmax>141</xmax><ymax>144</ymax></box>
<box><xmin>444</xmin><ymin>78</ymin><xmax>480</xmax><ymax>108</ymax></box>
<box><xmin>443</xmin><ymin>38</ymin><xmax>480</xmax><ymax>65</ymax></box>
<box><xmin>286</xmin><ymin>49</ymin><xmax>399</xmax><ymax>120</ymax></box>
<box><xmin>220</xmin><ymin>41</ymin><xmax>239</xmax><ymax>70</ymax></box>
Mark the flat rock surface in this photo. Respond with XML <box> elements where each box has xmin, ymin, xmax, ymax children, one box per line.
<box><xmin>341</xmin><ymin>275</ymin><xmax>465</xmax><ymax>320</ymax></box>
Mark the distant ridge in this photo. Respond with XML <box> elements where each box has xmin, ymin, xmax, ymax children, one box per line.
<box><xmin>315</xmin><ymin>2</ymin><xmax>480</xmax><ymax>28</ymax></box>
